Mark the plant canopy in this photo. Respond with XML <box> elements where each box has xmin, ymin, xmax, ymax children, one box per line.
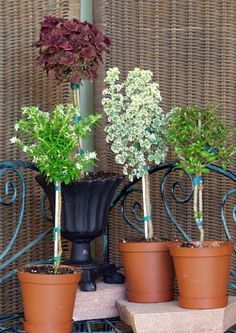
<box><xmin>34</xmin><ymin>16</ymin><xmax>111</xmax><ymax>83</ymax></box>
<box><xmin>11</xmin><ymin>104</ymin><xmax>101</xmax><ymax>184</ymax></box>
<box><xmin>102</xmin><ymin>67</ymin><xmax>168</xmax><ymax>181</ymax></box>
<box><xmin>167</xmin><ymin>104</ymin><xmax>236</xmax><ymax>241</ymax></box>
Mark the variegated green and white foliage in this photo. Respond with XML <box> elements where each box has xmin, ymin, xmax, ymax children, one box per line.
<box><xmin>102</xmin><ymin>67</ymin><xmax>168</xmax><ymax>240</ymax></box>
<box><xmin>102</xmin><ymin>67</ymin><xmax>167</xmax><ymax>181</ymax></box>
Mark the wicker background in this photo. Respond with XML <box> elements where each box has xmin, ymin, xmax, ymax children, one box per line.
<box><xmin>0</xmin><ymin>0</ymin><xmax>79</xmax><ymax>315</ymax></box>
<box><xmin>93</xmin><ymin>0</ymin><xmax>236</xmax><ymax>271</ymax></box>
<box><xmin>1</xmin><ymin>0</ymin><xmax>236</xmax><ymax>315</ymax></box>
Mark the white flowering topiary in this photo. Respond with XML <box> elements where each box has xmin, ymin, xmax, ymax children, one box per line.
<box><xmin>102</xmin><ymin>67</ymin><xmax>168</xmax><ymax>240</ymax></box>
<box><xmin>10</xmin><ymin>103</ymin><xmax>101</xmax><ymax>269</ymax></box>
<box><xmin>10</xmin><ymin>104</ymin><xmax>100</xmax><ymax>184</ymax></box>
<box><xmin>102</xmin><ymin>67</ymin><xmax>167</xmax><ymax>181</ymax></box>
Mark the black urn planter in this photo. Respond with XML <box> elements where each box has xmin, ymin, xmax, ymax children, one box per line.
<box><xmin>36</xmin><ymin>173</ymin><xmax>124</xmax><ymax>291</ymax></box>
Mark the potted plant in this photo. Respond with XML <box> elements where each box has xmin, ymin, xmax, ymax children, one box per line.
<box><xmin>33</xmin><ymin>17</ymin><xmax>124</xmax><ymax>287</ymax></box>
<box><xmin>34</xmin><ymin>15</ymin><xmax>111</xmax><ymax>102</ymax></box>
<box><xmin>102</xmin><ymin>67</ymin><xmax>175</xmax><ymax>303</ymax></box>
<box><xmin>167</xmin><ymin>104</ymin><xmax>236</xmax><ymax>309</ymax></box>
<box><xmin>11</xmin><ymin>103</ymin><xmax>101</xmax><ymax>333</ymax></box>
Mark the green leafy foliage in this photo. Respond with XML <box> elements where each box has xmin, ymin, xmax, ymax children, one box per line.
<box><xmin>167</xmin><ymin>105</ymin><xmax>236</xmax><ymax>174</ymax></box>
<box><xmin>11</xmin><ymin>104</ymin><xmax>101</xmax><ymax>184</ymax></box>
<box><xmin>102</xmin><ymin>67</ymin><xmax>168</xmax><ymax>181</ymax></box>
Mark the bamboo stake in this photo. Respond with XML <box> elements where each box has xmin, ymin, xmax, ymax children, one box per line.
<box><xmin>199</xmin><ymin>180</ymin><xmax>204</xmax><ymax>242</ymax></box>
<box><xmin>72</xmin><ymin>88</ymin><xmax>83</xmax><ymax>150</ymax></box>
<box><xmin>142</xmin><ymin>172</ymin><xmax>153</xmax><ymax>240</ymax></box>
<box><xmin>72</xmin><ymin>86</ymin><xmax>85</xmax><ymax>179</ymax></box>
<box><xmin>54</xmin><ymin>181</ymin><xmax>62</xmax><ymax>271</ymax></box>
<box><xmin>193</xmin><ymin>182</ymin><xmax>198</xmax><ymax>225</ymax></box>
<box><xmin>198</xmin><ymin>117</ymin><xmax>204</xmax><ymax>242</ymax></box>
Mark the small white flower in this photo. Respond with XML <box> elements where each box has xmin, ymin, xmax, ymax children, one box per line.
<box><xmin>83</xmin><ymin>151</ymin><xmax>97</xmax><ymax>161</ymax></box>
<box><xmin>76</xmin><ymin>163</ymin><xmax>83</xmax><ymax>170</ymax></box>
<box><xmin>86</xmin><ymin>152</ymin><xmax>97</xmax><ymax>160</ymax></box>
<box><xmin>10</xmin><ymin>136</ymin><xmax>18</xmax><ymax>144</ymax></box>
<box><xmin>14</xmin><ymin>123</ymin><xmax>19</xmax><ymax>131</ymax></box>
<box><xmin>22</xmin><ymin>146</ymin><xmax>28</xmax><ymax>152</ymax></box>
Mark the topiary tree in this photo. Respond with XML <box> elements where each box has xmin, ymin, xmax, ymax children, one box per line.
<box><xmin>34</xmin><ymin>16</ymin><xmax>111</xmax><ymax>156</ymax></box>
<box><xmin>102</xmin><ymin>67</ymin><xmax>168</xmax><ymax>240</ymax></box>
<box><xmin>11</xmin><ymin>104</ymin><xmax>101</xmax><ymax>269</ymax></box>
<box><xmin>167</xmin><ymin>105</ymin><xmax>236</xmax><ymax>242</ymax></box>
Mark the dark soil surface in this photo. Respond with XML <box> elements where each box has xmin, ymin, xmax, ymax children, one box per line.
<box><xmin>121</xmin><ymin>239</ymin><xmax>225</xmax><ymax>247</ymax></box>
<box><xmin>180</xmin><ymin>241</ymin><xmax>223</xmax><ymax>248</ymax></box>
<box><xmin>37</xmin><ymin>172</ymin><xmax>123</xmax><ymax>183</ymax></box>
<box><xmin>121</xmin><ymin>237</ymin><xmax>165</xmax><ymax>243</ymax></box>
<box><xmin>81</xmin><ymin>172</ymin><xmax>123</xmax><ymax>181</ymax></box>
<box><xmin>20</xmin><ymin>265</ymin><xmax>79</xmax><ymax>275</ymax></box>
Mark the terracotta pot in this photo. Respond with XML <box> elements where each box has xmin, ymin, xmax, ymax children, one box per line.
<box><xmin>119</xmin><ymin>241</ymin><xmax>175</xmax><ymax>303</ymax></box>
<box><xmin>18</xmin><ymin>265</ymin><xmax>81</xmax><ymax>333</ymax></box>
<box><xmin>170</xmin><ymin>241</ymin><xmax>233</xmax><ymax>309</ymax></box>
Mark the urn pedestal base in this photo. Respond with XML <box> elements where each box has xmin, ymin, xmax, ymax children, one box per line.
<box><xmin>65</xmin><ymin>241</ymin><xmax>124</xmax><ymax>291</ymax></box>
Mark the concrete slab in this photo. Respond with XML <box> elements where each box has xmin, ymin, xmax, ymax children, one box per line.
<box><xmin>73</xmin><ymin>281</ymin><xmax>126</xmax><ymax>321</ymax></box>
<box><xmin>117</xmin><ymin>296</ymin><xmax>236</xmax><ymax>333</ymax></box>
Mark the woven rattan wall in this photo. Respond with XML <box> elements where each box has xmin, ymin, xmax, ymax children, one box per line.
<box><xmin>94</xmin><ymin>0</ymin><xmax>236</xmax><ymax>273</ymax></box>
<box><xmin>0</xmin><ymin>0</ymin><xmax>80</xmax><ymax>315</ymax></box>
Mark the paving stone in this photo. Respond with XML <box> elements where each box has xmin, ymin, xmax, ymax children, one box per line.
<box><xmin>73</xmin><ymin>281</ymin><xmax>126</xmax><ymax>321</ymax></box>
<box><xmin>117</xmin><ymin>296</ymin><xmax>236</xmax><ymax>333</ymax></box>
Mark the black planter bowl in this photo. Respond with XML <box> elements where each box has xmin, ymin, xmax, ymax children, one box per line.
<box><xmin>36</xmin><ymin>173</ymin><xmax>124</xmax><ymax>291</ymax></box>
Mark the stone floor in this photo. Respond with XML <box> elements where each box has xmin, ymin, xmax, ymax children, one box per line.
<box><xmin>117</xmin><ymin>296</ymin><xmax>236</xmax><ymax>333</ymax></box>
<box><xmin>73</xmin><ymin>281</ymin><xmax>126</xmax><ymax>321</ymax></box>
<box><xmin>72</xmin><ymin>282</ymin><xmax>236</xmax><ymax>333</ymax></box>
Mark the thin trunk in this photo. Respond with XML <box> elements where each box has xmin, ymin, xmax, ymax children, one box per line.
<box><xmin>72</xmin><ymin>88</ymin><xmax>83</xmax><ymax>150</ymax></box>
<box><xmin>199</xmin><ymin>180</ymin><xmax>204</xmax><ymax>242</ymax></box>
<box><xmin>72</xmin><ymin>87</ymin><xmax>84</xmax><ymax>178</ymax></box>
<box><xmin>54</xmin><ymin>181</ymin><xmax>62</xmax><ymax>270</ymax></box>
<box><xmin>193</xmin><ymin>183</ymin><xmax>198</xmax><ymax>222</ymax></box>
<box><xmin>197</xmin><ymin>117</ymin><xmax>204</xmax><ymax>242</ymax></box>
<box><xmin>142</xmin><ymin>172</ymin><xmax>153</xmax><ymax>240</ymax></box>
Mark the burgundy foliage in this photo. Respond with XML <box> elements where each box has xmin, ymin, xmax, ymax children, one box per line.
<box><xmin>34</xmin><ymin>16</ymin><xmax>111</xmax><ymax>84</ymax></box>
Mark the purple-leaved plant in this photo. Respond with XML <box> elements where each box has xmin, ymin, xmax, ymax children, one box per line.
<box><xmin>34</xmin><ymin>16</ymin><xmax>111</xmax><ymax>84</ymax></box>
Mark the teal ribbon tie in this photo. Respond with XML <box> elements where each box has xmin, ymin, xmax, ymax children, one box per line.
<box><xmin>47</xmin><ymin>255</ymin><xmax>62</xmax><ymax>263</ymax></box>
<box><xmin>143</xmin><ymin>165</ymin><xmax>150</xmax><ymax>173</ymax></box>
<box><xmin>78</xmin><ymin>149</ymin><xmax>84</xmax><ymax>156</ymax></box>
<box><xmin>70</xmin><ymin>82</ymin><xmax>80</xmax><ymax>91</ymax></box>
<box><xmin>55</xmin><ymin>184</ymin><xmax>61</xmax><ymax>191</ymax></box>
<box><xmin>53</xmin><ymin>255</ymin><xmax>62</xmax><ymax>263</ymax></box>
<box><xmin>74</xmin><ymin>114</ymin><xmax>82</xmax><ymax>122</ymax></box>
<box><xmin>143</xmin><ymin>215</ymin><xmax>152</xmax><ymax>222</ymax></box>
<box><xmin>195</xmin><ymin>219</ymin><xmax>203</xmax><ymax>227</ymax></box>
<box><xmin>53</xmin><ymin>227</ymin><xmax>62</xmax><ymax>240</ymax></box>
<box><xmin>193</xmin><ymin>176</ymin><xmax>202</xmax><ymax>185</ymax></box>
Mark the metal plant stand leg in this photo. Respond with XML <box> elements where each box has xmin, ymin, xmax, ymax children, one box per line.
<box><xmin>79</xmin><ymin>263</ymin><xmax>125</xmax><ymax>292</ymax></box>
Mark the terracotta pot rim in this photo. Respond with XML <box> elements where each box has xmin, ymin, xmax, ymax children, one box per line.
<box><xmin>18</xmin><ymin>263</ymin><xmax>81</xmax><ymax>273</ymax></box>
<box><xmin>170</xmin><ymin>240</ymin><xmax>233</xmax><ymax>257</ymax></box>
<box><xmin>18</xmin><ymin>264</ymin><xmax>82</xmax><ymax>282</ymax></box>
<box><xmin>119</xmin><ymin>240</ymin><xmax>174</xmax><ymax>252</ymax></box>
<box><xmin>170</xmin><ymin>240</ymin><xmax>233</xmax><ymax>248</ymax></box>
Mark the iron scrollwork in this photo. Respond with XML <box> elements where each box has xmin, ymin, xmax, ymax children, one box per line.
<box><xmin>160</xmin><ymin>165</ymin><xmax>193</xmax><ymax>242</ymax></box>
<box><xmin>111</xmin><ymin>162</ymin><xmax>236</xmax><ymax>247</ymax></box>
<box><xmin>112</xmin><ymin>161</ymin><xmax>194</xmax><ymax>240</ymax></box>
<box><xmin>120</xmin><ymin>187</ymin><xmax>144</xmax><ymax>235</ymax></box>
<box><xmin>0</xmin><ymin>160</ymin><xmax>51</xmax><ymax>283</ymax></box>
